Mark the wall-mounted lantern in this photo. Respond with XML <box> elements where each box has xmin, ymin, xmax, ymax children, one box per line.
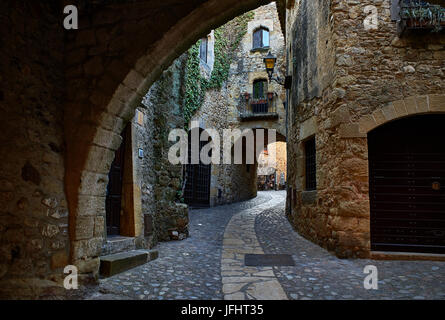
<box><xmin>263</xmin><ymin>51</ymin><xmax>292</xmax><ymax>89</ymax></box>
<box><xmin>263</xmin><ymin>51</ymin><xmax>277</xmax><ymax>81</ymax></box>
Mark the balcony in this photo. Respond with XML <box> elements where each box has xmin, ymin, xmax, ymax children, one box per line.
<box><xmin>240</xmin><ymin>93</ymin><xmax>279</xmax><ymax>121</ymax></box>
<box><xmin>395</xmin><ymin>0</ymin><xmax>445</xmax><ymax>33</ymax></box>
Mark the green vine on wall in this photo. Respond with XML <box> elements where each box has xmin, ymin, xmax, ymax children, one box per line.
<box><xmin>183</xmin><ymin>12</ymin><xmax>255</xmax><ymax>128</ymax></box>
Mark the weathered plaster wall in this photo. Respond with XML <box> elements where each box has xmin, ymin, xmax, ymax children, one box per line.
<box><xmin>286</xmin><ymin>0</ymin><xmax>445</xmax><ymax>258</ymax></box>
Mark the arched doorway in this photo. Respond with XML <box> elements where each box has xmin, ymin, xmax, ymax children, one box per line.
<box><xmin>105</xmin><ymin>126</ymin><xmax>128</xmax><ymax>236</ymax></box>
<box><xmin>368</xmin><ymin>114</ymin><xmax>445</xmax><ymax>254</ymax></box>
<box><xmin>184</xmin><ymin>128</ymin><xmax>212</xmax><ymax>208</ymax></box>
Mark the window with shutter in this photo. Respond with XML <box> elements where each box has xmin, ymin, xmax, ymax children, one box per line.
<box><xmin>200</xmin><ymin>38</ymin><xmax>208</xmax><ymax>63</ymax></box>
<box><xmin>252</xmin><ymin>27</ymin><xmax>270</xmax><ymax>49</ymax></box>
<box><xmin>253</xmin><ymin>29</ymin><xmax>262</xmax><ymax>48</ymax></box>
<box><xmin>263</xmin><ymin>29</ymin><xmax>269</xmax><ymax>47</ymax></box>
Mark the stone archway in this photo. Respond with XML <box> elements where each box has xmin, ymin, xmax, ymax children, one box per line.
<box><xmin>357</xmin><ymin>94</ymin><xmax>445</xmax><ymax>135</ymax></box>
<box><xmin>65</xmin><ymin>0</ymin><xmax>286</xmax><ymax>280</ymax></box>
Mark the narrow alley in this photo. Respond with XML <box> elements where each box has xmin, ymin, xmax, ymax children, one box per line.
<box><xmin>85</xmin><ymin>191</ymin><xmax>445</xmax><ymax>300</ymax></box>
<box><xmin>1</xmin><ymin>0</ymin><xmax>445</xmax><ymax>302</ymax></box>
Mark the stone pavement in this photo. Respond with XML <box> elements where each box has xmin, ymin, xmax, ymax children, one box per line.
<box><xmin>255</xmin><ymin>194</ymin><xmax>445</xmax><ymax>300</ymax></box>
<box><xmin>85</xmin><ymin>191</ymin><xmax>445</xmax><ymax>300</ymax></box>
<box><xmin>84</xmin><ymin>192</ymin><xmax>273</xmax><ymax>300</ymax></box>
<box><xmin>221</xmin><ymin>194</ymin><xmax>287</xmax><ymax>300</ymax></box>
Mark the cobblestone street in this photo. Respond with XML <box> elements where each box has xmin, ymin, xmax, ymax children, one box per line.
<box><xmin>86</xmin><ymin>191</ymin><xmax>445</xmax><ymax>300</ymax></box>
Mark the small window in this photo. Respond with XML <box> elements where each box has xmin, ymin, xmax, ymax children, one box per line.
<box><xmin>253</xmin><ymin>27</ymin><xmax>270</xmax><ymax>49</ymax></box>
<box><xmin>200</xmin><ymin>38</ymin><xmax>208</xmax><ymax>63</ymax></box>
<box><xmin>253</xmin><ymin>79</ymin><xmax>268</xmax><ymax>99</ymax></box>
<box><xmin>305</xmin><ymin>137</ymin><xmax>316</xmax><ymax>191</ymax></box>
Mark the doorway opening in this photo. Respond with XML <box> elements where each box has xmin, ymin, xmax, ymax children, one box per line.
<box><xmin>257</xmin><ymin>141</ymin><xmax>287</xmax><ymax>191</ymax></box>
<box><xmin>105</xmin><ymin>126</ymin><xmax>129</xmax><ymax>236</ymax></box>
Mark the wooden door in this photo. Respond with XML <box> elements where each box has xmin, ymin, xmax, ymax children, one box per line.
<box><xmin>105</xmin><ymin>127</ymin><xmax>127</xmax><ymax>235</ymax></box>
<box><xmin>369</xmin><ymin>115</ymin><xmax>445</xmax><ymax>253</ymax></box>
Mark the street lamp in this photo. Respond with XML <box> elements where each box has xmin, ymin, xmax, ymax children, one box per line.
<box><xmin>263</xmin><ymin>51</ymin><xmax>277</xmax><ymax>82</ymax></box>
<box><xmin>263</xmin><ymin>51</ymin><xmax>292</xmax><ymax>89</ymax></box>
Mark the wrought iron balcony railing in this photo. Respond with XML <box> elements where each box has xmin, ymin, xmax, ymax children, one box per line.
<box><xmin>398</xmin><ymin>0</ymin><xmax>445</xmax><ymax>32</ymax></box>
<box><xmin>240</xmin><ymin>93</ymin><xmax>278</xmax><ymax>121</ymax></box>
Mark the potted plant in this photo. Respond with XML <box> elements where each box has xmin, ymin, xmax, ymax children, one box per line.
<box><xmin>267</xmin><ymin>92</ymin><xmax>274</xmax><ymax>100</ymax></box>
<box><xmin>243</xmin><ymin>92</ymin><xmax>251</xmax><ymax>101</ymax></box>
<box><xmin>401</xmin><ymin>2</ymin><xmax>444</xmax><ymax>31</ymax></box>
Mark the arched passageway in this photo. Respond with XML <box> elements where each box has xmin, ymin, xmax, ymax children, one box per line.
<box><xmin>65</xmin><ymin>0</ymin><xmax>285</xmax><ymax>279</ymax></box>
<box><xmin>0</xmin><ymin>0</ymin><xmax>287</xmax><ymax>297</ymax></box>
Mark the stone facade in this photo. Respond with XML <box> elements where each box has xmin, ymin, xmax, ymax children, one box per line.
<box><xmin>190</xmin><ymin>2</ymin><xmax>287</xmax><ymax>206</ymax></box>
<box><xmin>285</xmin><ymin>0</ymin><xmax>445</xmax><ymax>258</ymax></box>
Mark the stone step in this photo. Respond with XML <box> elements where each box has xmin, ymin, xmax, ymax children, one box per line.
<box><xmin>102</xmin><ymin>236</ymin><xmax>136</xmax><ymax>256</ymax></box>
<box><xmin>99</xmin><ymin>249</ymin><xmax>159</xmax><ymax>277</ymax></box>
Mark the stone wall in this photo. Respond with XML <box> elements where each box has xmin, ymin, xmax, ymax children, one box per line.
<box><xmin>285</xmin><ymin>0</ymin><xmax>445</xmax><ymax>258</ymax></box>
<box><xmin>0</xmin><ymin>2</ymin><xmax>68</xmax><ymax>299</ymax></box>
<box><xmin>140</xmin><ymin>55</ymin><xmax>189</xmax><ymax>242</ymax></box>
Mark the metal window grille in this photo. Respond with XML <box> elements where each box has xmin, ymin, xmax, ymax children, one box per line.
<box><xmin>305</xmin><ymin>137</ymin><xmax>316</xmax><ymax>191</ymax></box>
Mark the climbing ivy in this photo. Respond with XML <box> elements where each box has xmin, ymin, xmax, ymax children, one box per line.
<box><xmin>183</xmin><ymin>12</ymin><xmax>255</xmax><ymax>128</ymax></box>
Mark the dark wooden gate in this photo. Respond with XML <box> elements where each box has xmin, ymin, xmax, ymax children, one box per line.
<box><xmin>184</xmin><ymin>129</ymin><xmax>211</xmax><ymax>207</ymax></box>
<box><xmin>105</xmin><ymin>127</ymin><xmax>128</xmax><ymax>235</ymax></box>
<box><xmin>369</xmin><ymin>115</ymin><xmax>445</xmax><ymax>254</ymax></box>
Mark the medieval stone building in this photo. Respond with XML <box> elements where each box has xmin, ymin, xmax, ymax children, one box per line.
<box><xmin>285</xmin><ymin>0</ymin><xmax>445</xmax><ymax>258</ymax></box>
<box><xmin>0</xmin><ymin>0</ymin><xmax>289</xmax><ymax>298</ymax></box>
